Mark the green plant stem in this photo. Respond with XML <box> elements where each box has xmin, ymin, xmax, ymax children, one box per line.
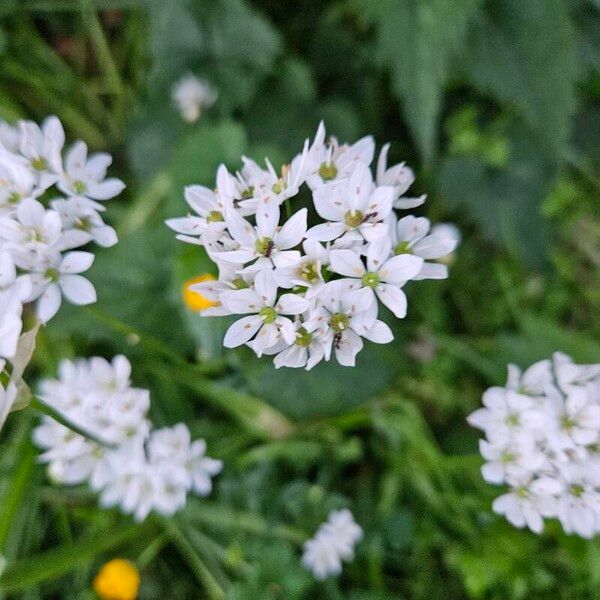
<box><xmin>162</xmin><ymin>520</ymin><xmax>225</xmax><ymax>600</ymax></box>
<box><xmin>30</xmin><ymin>397</ymin><xmax>115</xmax><ymax>449</ymax></box>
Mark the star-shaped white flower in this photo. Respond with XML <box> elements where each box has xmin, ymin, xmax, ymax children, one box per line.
<box><xmin>306</xmin><ymin>163</ymin><xmax>393</xmax><ymax>243</ymax></box>
<box><xmin>214</xmin><ymin>204</ymin><xmax>306</xmax><ymax>272</ymax></box>
<box><xmin>328</xmin><ymin>237</ymin><xmax>423</xmax><ymax>318</ymax></box>
<box><xmin>220</xmin><ymin>270</ymin><xmax>309</xmax><ymax>356</ymax></box>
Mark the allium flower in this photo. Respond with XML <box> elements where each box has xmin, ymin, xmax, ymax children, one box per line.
<box><xmin>166</xmin><ymin>122</ymin><xmax>458</xmax><ymax>367</ymax></box>
<box><xmin>221</xmin><ymin>270</ymin><xmax>309</xmax><ymax>356</ymax></box>
<box><xmin>389</xmin><ymin>215</ymin><xmax>459</xmax><ymax>280</ymax></box>
<box><xmin>33</xmin><ymin>356</ymin><xmax>222</xmax><ymax>522</ymax></box>
<box><xmin>469</xmin><ymin>353</ymin><xmax>600</xmax><ymax>537</ymax></box>
<box><xmin>302</xmin><ymin>509</ymin><xmax>363</xmax><ymax>580</ymax></box>
<box><xmin>0</xmin><ymin>115</ymin><xmax>123</xmax><ymax>429</ymax></box>
<box><xmin>171</xmin><ymin>74</ymin><xmax>217</xmax><ymax>123</ymax></box>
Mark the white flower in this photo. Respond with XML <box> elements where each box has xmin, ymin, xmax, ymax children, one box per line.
<box><xmin>555</xmin><ymin>464</ymin><xmax>600</xmax><ymax>538</ymax></box>
<box><xmin>328</xmin><ymin>237</ymin><xmax>423</xmax><ymax>318</ymax></box>
<box><xmin>24</xmin><ymin>250</ymin><xmax>97</xmax><ymax>322</ymax></box>
<box><xmin>307</xmin><ymin>163</ymin><xmax>393</xmax><ymax>243</ymax></box>
<box><xmin>215</xmin><ymin>204</ymin><xmax>306</xmax><ymax>272</ymax></box>
<box><xmin>165</xmin><ymin>183</ymin><xmax>229</xmax><ymax>247</ymax></box>
<box><xmin>305</xmin><ymin>121</ymin><xmax>375</xmax><ymax>190</ymax></box>
<box><xmin>479</xmin><ymin>438</ymin><xmax>545</xmax><ymax>484</ymax></box>
<box><xmin>0</xmin><ymin>120</ymin><xmax>21</xmax><ymax>153</ymax></box>
<box><xmin>389</xmin><ymin>215</ymin><xmax>458</xmax><ymax>280</ymax></box>
<box><xmin>172</xmin><ymin>74</ymin><xmax>217</xmax><ymax>123</ymax></box>
<box><xmin>58</xmin><ymin>141</ymin><xmax>125</xmax><ymax>203</ymax></box>
<box><xmin>306</xmin><ymin>281</ymin><xmax>392</xmax><ymax>367</ymax></box>
<box><xmin>0</xmin><ymin>380</ymin><xmax>18</xmax><ymax>436</ymax></box>
<box><xmin>0</xmin><ymin>250</ymin><xmax>30</xmax><ymax>359</ymax></box>
<box><xmin>34</xmin><ymin>356</ymin><xmax>221</xmax><ymax>522</ymax></box>
<box><xmin>302</xmin><ymin>509</ymin><xmax>362</xmax><ymax>580</ymax></box>
<box><xmin>0</xmin><ymin>149</ymin><xmax>40</xmax><ymax>216</ymax></box>
<box><xmin>271</xmin><ymin>321</ymin><xmax>329</xmax><ymax>370</ymax></box>
<box><xmin>237</xmin><ymin>146</ymin><xmax>308</xmax><ymax>211</ymax></box>
<box><xmin>221</xmin><ymin>270</ymin><xmax>308</xmax><ymax>356</ymax></box>
<box><xmin>51</xmin><ymin>197</ymin><xmax>118</xmax><ymax>248</ymax></box>
<box><xmin>376</xmin><ymin>143</ymin><xmax>425</xmax><ymax>209</ymax></box>
<box><xmin>19</xmin><ymin>116</ymin><xmax>64</xmax><ymax>189</ymax></box>
<box><xmin>275</xmin><ymin>239</ymin><xmax>330</xmax><ymax>297</ymax></box>
<box><xmin>467</xmin><ymin>387</ymin><xmax>545</xmax><ymax>444</ymax></box>
<box><xmin>470</xmin><ymin>354</ymin><xmax>600</xmax><ymax>538</ymax></box>
<box><xmin>492</xmin><ymin>474</ymin><xmax>560</xmax><ymax>534</ymax></box>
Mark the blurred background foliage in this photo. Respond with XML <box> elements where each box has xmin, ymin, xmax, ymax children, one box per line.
<box><xmin>0</xmin><ymin>0</ymin><xmax>598</xmax><ymax>598</ymax></box>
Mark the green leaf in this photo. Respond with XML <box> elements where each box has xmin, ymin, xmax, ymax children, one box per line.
<box><xmin>461</xmin><ymin>0</ymin><xmax>578</xmax><ymax>161</ymax></box>
<box><xmin>0</xmin><ymin>526</ymin><xmax>142</xmax><ymax>593</ymax></box>
<box><xmin>360</xmin><ymin>0</ymin><xmax>484</xmax><ymax>164</ymax></box>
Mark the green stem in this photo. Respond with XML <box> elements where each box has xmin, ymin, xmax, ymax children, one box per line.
<box><xmin>163</xmin><ymin>520</ymin><xmax>225</xmax><ymax>600</ymax></box>
<box><xmin>30</xmin><ymin>396</ymin><xmax>115</xmax><ymax>449</ymax></box>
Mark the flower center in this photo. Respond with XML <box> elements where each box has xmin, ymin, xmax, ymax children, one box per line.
<box><xmin>361</xmin><ymin>272</ymin><xmax>380</xmax><ymax>288</ymax></box>
<box><xmin>241</xmin><ymin>186</ymin><xmax>254</xmax><ymax>199</ymax></box>
<box><xmin>255</xmin><ymin>237</ymin><xmax>274</xmax><ymax>256</ymax></box>
<box><xmin>75</xmin><ymin>217</ymin><xmax>92</xmax><ymax>231</ymax></box>
<box><xmin>570</xmin><ymin>484</ymin><xmax>584</xmax><ymax>497</ymax></box>
<box><xmin>500</xmin><ymin>451</ymin><xmax>515</xmax><ymax>464</ymax></box>
<box><xmin>344</xmin><ymin>210</ymin><xmax>363</xmax><ymax>229</ymax></box>
<box><xmin>272</xmin><ymin>180</ymin><xmax>284</xmax><ymax>194</ymax></box>
<box><xmin>516</xmin><ymin>486</ymin><xmax>528</xmax><ymax>499</ymax></box>
<box><xmin>231</xmin><ymin>278</ymin><xmax>248</xmax><ymax>290</ymax></box>
<box><xmin>561</xmin><ymin>416</ymin><xmax>577</xmax><ymax>430</ymax></box>
<box><xmin>73</xmin><ymin>180</ymin><xmax>87</xmax><ymax>194</ymax></box>
<box><xmin>45</xmin><ymin>268</ymin><xmax>60</xmax><ymax>283</ymax></box>
<box><xmin>295</xmin><ymin>327</ymin><xmax>313</xmax><ymax>347</ymax></box>
<box><xmin>31</xmin><ymin>156</ymin><xmax>47</xmax><ymax>171</ymax></box>
<box><xmin>329</xmin><ymin>312</ymin><xmax>349</xmax><ymax>333</ymax></box>
<box><xmin>299</xmin><ymin>261</ymin><xmax>320</xmax><ymax>283</ymax></box>
<box><xmin>206</xmin><ymin>210</ymin><xmax>224</xmax><ymax>222</ymax></box>
<box><xmin>8</xmin><ymin>191</ymin><xmax>21</xmax><ymax>205</ymax></box>
<box><xmin>318</xmin><ymin>162</ymin><xmax>338</xmax><ymax>181</ymax></box>
<box><xmin>259</xmin><ymin>306</ymin><xmax>277</xmax><ymax>324</ymax></box>
<box><xmin>394</xmin><ymin>241</ymin><xmax>412</xmax><ymax>255</ymax></box>
<box><xmin>505</xmin><ymin>413</ymin><xmax>519</xmax><ymax>427</ymax></box>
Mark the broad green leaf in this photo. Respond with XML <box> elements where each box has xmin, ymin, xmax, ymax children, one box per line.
<box><xmin>461</xmin><ymin>0</ymin><xmax>578</xmax><ymax>162</ymax></box>
<box><xmin>359</xmin><ymin>0</ymin><xmax>484</xmax><ymax>163</ymax></box>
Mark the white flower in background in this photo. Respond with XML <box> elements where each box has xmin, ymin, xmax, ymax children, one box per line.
<box><xmin>22</xmin><ymin>250</ymin><xmax>97</xmax><ymax>322</ymax></box>
<box><xmin>0</xmin><ymin>115</ymin><xmax>123</xmax><ymax>430</ymax></box>
<box><xmin>19</xmin><ymin>116</ymin><xmax>64</xmax><ymax>189</ymax></box>
<box><xmin>469</xmin><ymin>353</ymin><xmax>600</xmax><ymax>537</ymax></box>
<box><xmin>302</xmin><ymin>509</ymin><xmax>362</xmax><ymax>580</ymax></box>
<box><xmin>166</xmin><ymin>122</ymin><xmax>458</xmax><ymax>367</ymax></box>
<box><xmin>171</xmin><ymin>74</ymin><xmax>217</xmax><ymax>123</ymax></box>
<box><xmin>33</xmin><ymin>356</ymin><xmax>221</xmax><ymax>522</ymax></box>
<box><xmin>51</xmin><ymin>197</ymin><xmax>118</xmax><ymax>248</ymax></box>
<box><xmin>389</xmin><ymin>215</ymin><xmax>459</xmax><ymax>280</ymax></box>
<box><xmin>0</xmin><ymin>149</ymin><xmax>41</xmax><ymax>216</ymax></box>
<box><xmin>328</xmin><ymin>237</ymin><xmax>423</xmax><ymax>318</ymax></box>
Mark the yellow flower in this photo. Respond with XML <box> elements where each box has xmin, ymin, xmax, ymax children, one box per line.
<box><xmin>93</xmin><ymin>559</ymin><xmax>140</xmax><ymax>600</ymax></box>
<box><xmin>182</xmin><ymin>273</ymin><xmax>218</xmax><ymax>312</ymax></box>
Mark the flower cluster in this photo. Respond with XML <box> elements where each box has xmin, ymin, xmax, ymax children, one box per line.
<box><xmin>468</xmin><ymin>352</ymin><xmax>600</xmax><ymax>537</ymax></box>
<box><xmin>167</xmin><ymin>122</ymin><xmax>458</xmax><ymax>368</ymax></box>
<box><xmin>302</xmin><ymin>509</ymin><xmax>363</xmax><ymax>580</ymax></box>
<box><xmin>33</xmin><ymin>355</ymin><xmax>222</xmax><ymax>522</ymax></box>
<box><xmin>0</xmin><ymin>115</ymin><xmax>123</xmax><ymax>353</ymax></box>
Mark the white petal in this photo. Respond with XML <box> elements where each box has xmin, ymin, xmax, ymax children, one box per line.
<box><xmin>275</xmin><ymin>293</ymin><xmax>309</xmax><ymax>315</ymax></box>
<box><xmin>223</xmin><ymin>315</ymin><xmax>262</xmax><ymax>347</ymax></box>
<box><xmin>378</xmin><ymin>254</ymin><xmax>423</xmax><ymax>284</ymax></box>
<box><xmin>220</xmin><ymin>288</ymin><xmax>263</xmax><ymax>314</ymax></box>
<box><xmin>60</xmin><ymin>251</ymin><xmax>94</xmax><ymax>274</ymax></box>
<box><xmin>275</xmin><ymin>208</ymin><xmax>307</xmax><ymax>249</ymax></box>
<box><xmin>363</xmin><ymin>320</ymin><xmax>393</xmax><ymax>343</ymax></box>
<box><xmin>60</xmin><ymin>275</ymin><xmax>97</xmax><ymax>305</ymax></box>
<box><xmin>329</xmin><ymin>249</ymin><xmax>365</xmax><ymax>278</ymax></box>
<box><xmin>36</xmin><ymin>284</ymin><xmax>62</xmax><ymax>322</ymax></box>
<box><xmin>305</xmin><ymin>221</ymin><xmax>345</xmax><ymax>241</ymax></box>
